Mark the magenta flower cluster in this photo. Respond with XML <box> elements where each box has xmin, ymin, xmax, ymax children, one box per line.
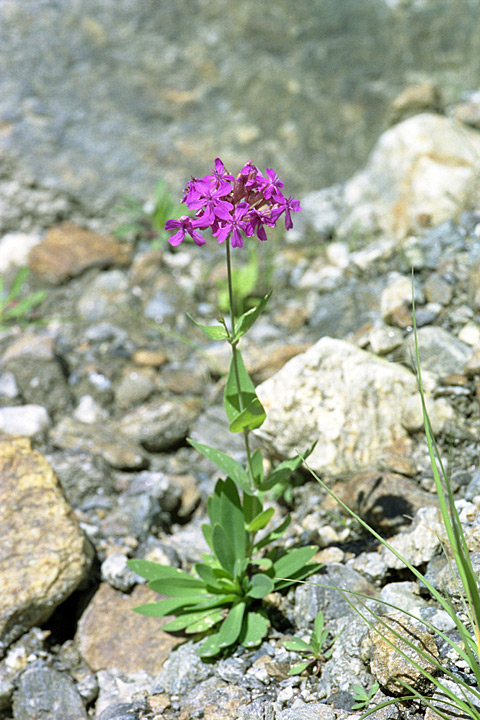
<box><xmin>165</xmin><ymin>159</ymin><xmax>301</xmax><ymax>249</ymax></box>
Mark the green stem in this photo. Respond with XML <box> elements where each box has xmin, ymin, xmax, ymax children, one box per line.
<box><xmin>226</xmin><ymin>239</ymin><xmax>255</xmax><ymax>491</ymax></box>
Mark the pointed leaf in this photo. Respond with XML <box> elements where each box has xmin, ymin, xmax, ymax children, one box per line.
<box><xmin>260</xmin><ymin>443</ymin><xmax>316</xmax><ymax>491</ymax></box>
<box><xmin>233</xmin><ymin>292</ymin><xmax>272</xmax><ymax>342</ymax></box>
<box><xmin>148</xmin><ymin>573</ymin><xmax>207</xmax><ymax>597</ymax></box>
<box><xmin>247</xmin><ymin>507</ymin><xmax>275</xmax><ymax>533</ymax></box>
<box><xmin>202</xmin><ymin>523</ymin><xmax>213</xmax><ymax>551</ymax></box>
<box><xmin>273</xmin><ymin>546</ymin><xmax>318</xmax><ymax>578</ymax></box>
<box><xmin>238</xmin><ymin>611</ymin><xmax>270</xmax><ymax>648</ymax></box>
<box><xmin>246</xmin><ymin>573</ymin><xmax>274</xmax><ymax>599</ymax></box>
<box><xmin>253</xmin><ymin>515</ymin><xmax>291</xmax><ymax>552</ymax></box>
<box><xmin>283</xmin><ymin>637</ymin><xmax>312</xmax><ymax>652</ymax></box>
<box><xmin>314</xmin><ymin>611</ymin><xmax>326</xmax><ymax>639</ymax></box>
<box><xmin>126</xmin><ymin>558</ymin><xmax>169</xmax><ymax>581</ymax></box>
<box><xmin>198</xmin><ymin>631</ymin><xmax>222</xmax><ymax>658</ymax></box>
<box><xmin>251</xmin><ymin>448</ymin><xmax>264</xmax><ymax>487</ymax></box>
<box><xmin>224</xmin><ymin>350</ymin><xmax>256</xmax><ymax>424</ymax></box>
<box><xmin>218</xmin><ymin>602</ymin><xmax>245</xmax><ymax>648</ymax></box>
<box><xmin>187</xmin><ymin>313</ymin><xmax>229</xmax><ymax>340</ymax></box>
<box><xmin>229</xmin><ymin>396</ymin><xmax>266</xmax><ymax>433</ymax></box>
<box><xmin>187</xmin><ymin>439</ymin><xmax>251</xmax><ymax>493</ymax></box>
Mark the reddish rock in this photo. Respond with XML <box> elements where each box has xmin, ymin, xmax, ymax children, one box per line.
<box><xmin>29</xmin><ymin>222</ymin><xmax>132</xmax><ymax>284</ymax></box>
<box><xmin>76</xmin><ymin>582</ymin><xmax>181</xmax><ymax>674</ymax></box>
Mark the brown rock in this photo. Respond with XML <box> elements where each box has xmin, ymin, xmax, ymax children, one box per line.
<box><xmin>369</xmin><ymin>611</ymin><xmax>440</xmax><ymax>696</ymax></box>
<box><xmin>29</xmin><ymin>222</ymin><xmax>132</xmax><ymax>284</ymax></box>
<box><xmin>76</xmin><ymin>582</ymin><xmax>181</xmax><ymax>674</ymax></box>
<box><xmin>132</xmin><ymin>349</ymin><xmax>168</xmax><ymax>367</ymax></box>
<box><xmin>0</xmin><ymin>436</ymin><xmax>93</xmax><ymax>653</ymax></box>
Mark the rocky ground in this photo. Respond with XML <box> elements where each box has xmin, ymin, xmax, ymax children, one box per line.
<box><xmin>2</xmin><ymin>109</ymin><xmax>480</xmax><ymax>719</ymax></box>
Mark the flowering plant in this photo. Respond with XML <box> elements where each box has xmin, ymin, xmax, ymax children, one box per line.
<box><xmin>127</xmin><ymin>159</ymin><xmax>319</xmax><ymax>658</ymax></box>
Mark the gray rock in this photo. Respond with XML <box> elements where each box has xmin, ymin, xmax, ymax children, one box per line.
<box><xmin>317</xmin><ymin>614</ymin><xmax>375</xmax><ymax>698</ymax></box>
<box><xmin>46</xmin><ymin>450</ymin><xmax>115</xmax><ymax>507</ymax></box>
<box><xmin>101</xmin><ymin>553</ymin><xmax>142</xmax><ymax>593</ymax></box>
<box><xmin>95</xmin><ymin>702</ymin><xmax>148</xmax><ymax>720</ymax></box>
<box><xmin>114</xmin><ymin>371</ymin><xmax>155</xmax><ymax>409</ymax></box>
<box><xmin>276</xmin><ymin>701</ymin><xmax>336</xmax><ymax>720</ymax></box>
<box><xmin>76</xmin><ymin>270</ymin><xmax>130</xmax><ymax>323</ymax></box>
<box><xmin>118</xmin><ymin>398</ymin><xmax>201</xmax><ymax>452</ymax></box>
<box><xmin>308</xmin><ymin>279</ymin><xmax>383</xmax><ymax>339</ymax></box>
<box><xmin>12</xmin><ymin>663</ymin><xmax>88</xmax><ymax>720</ymax></box>
<box><xmin>154</xmin><ymin>642</ymin><xmax>213</xmax><ymax>696</ymax></box>
<box><xmin>93</xmin><ymin>669</ymin><xmax>154</xmax><ymax>718</ymax></box>
<box><xmin>380</xmin><ymin>506</ymin><xmax>444</xmax><ymax>570</ymax></box>
<box><xmin>294</xmin><ymin>565</ymin><xmax>378</xmax><ymax>629</ymax></box>
<box><xmin>0</xmin><ymin>404</ymin><xmax>50</xmax><ymax>439</ymax></box>
<box><xmin>50</xmin><ymin>417</ymin><xmax>147</xmax><ymax>470</ymax></box>
<box><xmin>0</xmin><ymin>371</ymin><xmax>19</xmax><ymax>399</ymax></box>
<box><xmin>404</xmin><ymin>326</ymin><xmax>472</xmax><ymax>378</ymax></box>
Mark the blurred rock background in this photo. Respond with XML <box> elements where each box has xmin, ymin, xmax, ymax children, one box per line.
<box><xmin>1</xmin><ymin>0</ymin><xmax>480</xmax><ymax>227</ymax></box>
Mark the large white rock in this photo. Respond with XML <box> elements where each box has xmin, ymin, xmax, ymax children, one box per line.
<box><xmin>338</xmin><ymin>113</ymin><xmax>480</xmax><ymax>239</ymax></box>
<box><xmin>255</xmin><ymin>337</ymin><xmax>418</xmax><ymax>477</ymax></box>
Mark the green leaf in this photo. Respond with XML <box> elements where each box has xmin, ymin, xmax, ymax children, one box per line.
<box><xmin>187</xmin><ymin>313</ymin><xmax>229</xmax><ymax>340</ymax></box>
<box><xmin>194</xmin><ymin>562</ymin><xmax>222</xmax><ymax>588</ymax></box>
<box><xmin>210</xmin><ymin>478</ymin><xmax>247</xmax><ymax>568</ymax></box>
<box><xmin>5</xmin><ymin>267</ymin><xmax>29</xmax><ymax>304</ymax></box>
<box><xmin>243</xmin><ymin>493</ymin><xmax>263</xmax><ymax>526</ymax></box>
<box><xmin>238</xmin><ymin>611</ymin><xmax>269</xmax><ymax>648</ymax></box>
<box><xmin>250</xmin><ymin>448</ymin><xmax>264</xmax><ymax>487</ymax></box>
<box><xmin>229</xmin><ymin>396</ymin><xmax>266</xmax><ymax>433</ymax></box>
<box><xmin>288</xmin><ymin>661</ymin><xmax>311</xmax><ymax>675</ymax></box>
<box><xmin>260</xmin><ymin>443</ymin><xmax>316</xmax><ymax>492</ymax></box>
<box><xmin>187</xmin><ymin>439</ymin><xmax>251</xmax><ymax>493</ymax></box>
<box><xmin>223</xmin><ymin>350</ymin><xmax>257</xmax><ymax>424</ymax></box>
<box><xmin>314</xmin><ymin>611</ymin><xmax>326</xmax><ymax>640</ymax></box>
<box><xmin>273</xmin><ymin>546</ymin><xmax>321</xmax><ymax>590</ymax></box>
<box><xmin>131</xmin><ymin>600</ymin><xmax>187</xmax><ymax>618</ymax></box>
<box><xmin>233</xmin><ymin>292</ymin><xmax>272</xmax><ymax>342</ymax></box>
<box><xmin>212</xmin><ymin>523</ymin><xmax>237</xmax><ymax>575</ymax></box>
<box><xmin>218</xmin><ymin>602</ymin><xmax>245</xmax><ymax>648</ymax></box>
<box><xmin>253</xmin><ymin>515</ymin><xmax>291</xmax><ymax>552</ymax></box>
<box><xmin>247</xmin><ymin>507</ymin><xmax>275</xmax><ymax>533</ymax></box>
<box><xmin>246</xmin><ymin>573</ymin><xmax>274</xmax><ymax>599</ymax></box>
<box><xmin>198</xmin><ymin>631</ymin><xmax>222</xmax><ymax>658</ymax></box>
<box><xmin>148</xmin><ymin>572</ymin><xmax>207</xmax><ymax>597</ymax></box>
<box><xmin>162</xmin><ymin>608</ymin><xmax>223</xmax><ymax>633</ymax></box>
<box><xmin>186</xmin><ymin>610</ymin><xmax>224</xmax><ymax>634</ymax></box>
<box><xmin>202</xmin><ymin>523</ymin><xmax>213</xmax><ymax>551</ymax></box>
<box><xmin>127</xmin><ymin>558</ymin><xmax>177</xmax><ymax>581</ymax></box>
<box><xmin>283</xmin><ymin>637</ymin><xmax>312</xmax><ymax>652</ymax></box>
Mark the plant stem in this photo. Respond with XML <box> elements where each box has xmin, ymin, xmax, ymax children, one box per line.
<box><xmin>226</xmin><ymin>239</ymin><xmax>255</xmax><ymax>491</ymax></box>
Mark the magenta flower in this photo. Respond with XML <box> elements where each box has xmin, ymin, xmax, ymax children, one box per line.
<box><xmin>164</xmin><ymin>216</ymin><xmax>206</xmax><ymax>247</ymax></box>
<box><xmin>186</xmin><ymin>179</ymin><xmax>233</xmax><ymax>226</ymax></box>
<box><xmin>272</xmin><ymin>194</ymin><xmax>301</xmax><ymax>230</ymax></box>
<box><xmin>164</xmin><ymin>159</ymin><xmax>301</xmax><ymax>248</ymax></box>
<box><xmin>261</xmin><ymin>168</ymin><xmax>284</xmax><ymax>200</ymax></box>
<box><xmin>205</xmin><ymin>158</ymin><xmax>234</xmax><ymax>184</ymax></box>
<box><xmin>214</xmin><ymin>202</ymin><xmax>250</xmax><ymax>248</ymax></box>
